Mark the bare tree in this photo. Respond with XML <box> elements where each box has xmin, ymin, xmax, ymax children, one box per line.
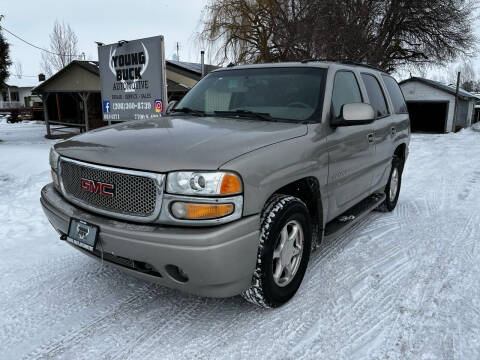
<box><xmin>200</xmin><ymin>0</ymin><xmax>314</xmax><ymax>64</ymax></box>
<box><xmin>456</xmin><ymin>61</ymin><xmax>478</xmax><ymax>92</ymax></box>
<box><xmin>40</xmin><ymin>20</ymin><xmax>79</xmax><ymax>77</ymax></box>
<box><xmin>440</xmin><ymin>60</ymin><xmax>480</xmax><ymax>92</ymax></box>
<box><xmin>200</xmin><ymin>0</ymin><xmax>478</xmax><ymax>71</ymax></box>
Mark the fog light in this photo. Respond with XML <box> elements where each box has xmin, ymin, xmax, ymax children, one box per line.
<box><xmin>165</xmin><ymin>264</ymin><xmax>189</xmax><ymax>283</ymax></box>
<box><xmin>170</xmin><ymin>202</ymin><xmax>234</xmax><ymax>220</ymax></box>
<box><xmin>171</xmin><ymin>202</ymin><xmax>187</xmax><ymax>218</ymax></box>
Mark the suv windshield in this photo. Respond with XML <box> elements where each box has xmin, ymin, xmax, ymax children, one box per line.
<box><xmin>173</xmin><ymin>67</ymin><xmax>327</xmax><ymax>122</ymax></box>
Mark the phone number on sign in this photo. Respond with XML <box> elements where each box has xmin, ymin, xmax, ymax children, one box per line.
<box><xmin>112</xmin><ymin>102</ymin><xmax>152</xmax><ymax>110</ymax></box>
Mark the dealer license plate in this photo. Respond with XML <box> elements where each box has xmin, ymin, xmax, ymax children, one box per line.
<box><xmin>67</xmin><ymin>218</ymin><xmax>98</xmax><ymax>251</ymax></box>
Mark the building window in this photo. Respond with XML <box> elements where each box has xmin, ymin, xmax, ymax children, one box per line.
<box><xmin>10</xmin><ymin>92</ymin><xmax>20</xmax><ymax>101</ymax></box>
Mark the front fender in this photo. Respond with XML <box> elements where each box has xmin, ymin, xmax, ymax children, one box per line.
<box><xmin>219</xmin><ymin>130</ymin><xmax>329</xmax><ymax>226</ymax></box>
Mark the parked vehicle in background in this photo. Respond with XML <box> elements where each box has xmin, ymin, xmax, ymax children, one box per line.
<box><xmin>41</xmin><ymin>61</ymin><xmax>410</xmax><ymax>308</ymax></box>
<box><xmin>18</xmin><ymin>109</ymin><xmax>33</xmax><ymax>121</ymax></box>
<box><xmin>0</xmin><ymin>112</ymin><xmax>11</xmax><ymax>122</ymax></box>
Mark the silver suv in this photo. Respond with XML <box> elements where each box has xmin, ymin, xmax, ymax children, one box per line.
<box><xmin>41</xmin><ymin>61</ymin><xmax>410</xmax><ymax>308</ymax></box>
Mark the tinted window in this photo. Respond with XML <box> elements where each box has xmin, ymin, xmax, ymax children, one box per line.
<box><xmin>175</xmin><ymin>67</ymin><xmax>327</xmax><ymax>122</ymax></box>
<box><xmin>361</xmin><ymin>74</ymin><xmax>389</xmax><ymax>118</ymax></box>
<box><xmin>382</xmin><ymin>75</ymin><xmax>408</xmax><ymax>114</ymax></box>
<box><xmin>331</xmin><ymin>71</ymin><xmax>362</xmax><ymax>118</ymax></box>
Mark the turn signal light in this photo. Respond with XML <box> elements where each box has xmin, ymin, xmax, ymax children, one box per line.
<box><xmin>220</xmin><ymin>173</ymin><xmax>242</xmax><ymax>195</ymax></box>
<box><xmin>171</xmin><ymin>202</ymin><xmax>234</xmax><ymax>220</ymax></box>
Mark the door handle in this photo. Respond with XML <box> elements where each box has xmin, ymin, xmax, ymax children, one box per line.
<box><xmin>391</xmin><ymin>127</ymin><xmax>397</xmax><ymax>136</ymax></box>
<box><xmin>367</xmin><ymin>133</ymin><xmax>375</xmax><ymax>144</ymax></box>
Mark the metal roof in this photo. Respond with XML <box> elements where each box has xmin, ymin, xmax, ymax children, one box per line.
<box><xmin>399</xmin><ymin>77</ymin><xmax>480</xmax><ymax>101</ymax></box>
<box><xmin>167</xmin><ymin>60</ymin><xmax>220</xmax><ymax>75</ymax></box>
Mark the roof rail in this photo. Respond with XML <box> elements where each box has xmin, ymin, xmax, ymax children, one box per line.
<box><xmin>339</xmin><ymin>60</ymin><xmax>385</xmax><ymax>72</ymax></box>
<box><xmin>300</xmin><ymin>58</ymin><xmax>385</xmax><ymax>72</ymax></box>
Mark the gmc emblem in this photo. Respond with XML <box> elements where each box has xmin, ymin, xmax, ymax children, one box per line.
<box><xmin>80</xmin><ymin>178</ymin><xmax>115</xmax><ymax>197</ymax></box>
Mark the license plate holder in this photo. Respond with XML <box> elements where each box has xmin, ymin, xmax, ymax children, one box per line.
<box><xmin>67</xmin><ymin>218</ymin><xmax>99</xmax><ymax>252</ymax></box>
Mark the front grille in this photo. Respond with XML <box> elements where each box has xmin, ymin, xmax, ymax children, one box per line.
<box><xmin>59</xmin><ymin>159</ymin><xmax>159</xmax><ymax>218</ymax></box>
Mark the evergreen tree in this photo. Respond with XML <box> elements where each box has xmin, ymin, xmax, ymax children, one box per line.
<box><xmin>0</xmin><ymin>27</ymin><xmax>12</xmax><ymax>85</ymax></box>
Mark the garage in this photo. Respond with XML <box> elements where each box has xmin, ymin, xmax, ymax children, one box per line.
<box><xmin>406</xmin><ymin>101</ymin><xmax>448</xmax><ymax>133</ymax></box>
<box><xmin>400</xmin><ymin>77</ymin><xmax>479</xmax><ymax>133</ymax></box>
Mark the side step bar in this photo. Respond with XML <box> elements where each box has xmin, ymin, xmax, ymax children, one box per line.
<box><xmin>323</xmin><ymin>193</ymin><xmax>386</xmax><ymax>243</ymax></box>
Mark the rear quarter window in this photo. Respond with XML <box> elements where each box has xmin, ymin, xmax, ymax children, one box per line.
<box><xmin>382</xmin><ymin>75</ymin><xmax>408</xmax><ymax>114</ymax></box>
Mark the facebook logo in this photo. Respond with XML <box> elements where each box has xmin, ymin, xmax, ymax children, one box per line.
<box><xmin>103</xmin><ymin>100</ymin><xmax>111</xmax><ymax>113</ymax></box>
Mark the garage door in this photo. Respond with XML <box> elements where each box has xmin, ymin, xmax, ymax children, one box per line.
<box><xmin>406</xmin><ymin>101</ymin><xmax>448</xmax><ymax>133</ymax></box>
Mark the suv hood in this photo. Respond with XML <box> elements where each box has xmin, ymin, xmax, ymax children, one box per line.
<box><xmin>55</xmin><ymin>116</ymin><xmax>307</xmax><ymax>172</ymax></box>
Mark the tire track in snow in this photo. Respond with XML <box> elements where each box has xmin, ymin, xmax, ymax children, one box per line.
<box><xmin>25</xmin><ymin>283</ymin><xmax>161</xmax><ymax>360</ymax></box>
<box><xmin>2</xmin><ymin>263</ymin><xmax>143</xmax><ymax>357</ymax></box>
<box><xmin>287</xmin><ymin>183</ymin><xmax>445</xmax><ymax>359</ymax></box>
<box><xmin>385</xmin><ymin>213</ymin><xmax>480</xmax><ymax>359</ymax></box>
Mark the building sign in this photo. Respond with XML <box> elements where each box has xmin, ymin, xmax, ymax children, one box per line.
<box><xmin>98</xmin><ymin>35</ymin><xmax>167</xmax><ymax>121</ymax></box>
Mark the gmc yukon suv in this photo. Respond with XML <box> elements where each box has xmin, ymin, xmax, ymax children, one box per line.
<box><xmin>41</xmin><ymin>62</ymin><xmax>410</xmax><ymax>308</ymax></box>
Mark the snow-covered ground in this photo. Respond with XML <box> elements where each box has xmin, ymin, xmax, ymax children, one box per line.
<box><xmin>1</xmin><ymin>121</ymin><xmax>480</xmax><ymax>360</ymax></box>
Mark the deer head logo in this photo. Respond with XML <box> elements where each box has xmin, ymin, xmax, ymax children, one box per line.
<box><xmin>109</xmin><ymin>43</ymin><xmax>149</xmax><ymax>93</ymax></box>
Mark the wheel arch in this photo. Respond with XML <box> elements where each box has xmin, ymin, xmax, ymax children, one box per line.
<box><xmin>394</xmin><ymin>143</ymin><xmax>407</xmax><ymax>171</ymax></box>
<box><xmin>270</xmin><ymin>176</ymin><xmax>324</xmax><ymax>247</ymax></box>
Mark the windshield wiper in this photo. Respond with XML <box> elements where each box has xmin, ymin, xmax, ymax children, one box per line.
<box><xmin>171</xmin><ymin>107</ymin><xmax>206</xmax><ymax>116</ymax></box>
<box><xmin>214</xmin><ymin>110</ymin><xmax>276</xmax><ymax>122</ymax></box>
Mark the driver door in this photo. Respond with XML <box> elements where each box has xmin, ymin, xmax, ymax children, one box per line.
<box><xmin>327</xmin><ymin>70</ymin><xmax>376</xmax><ymax>219</ymax></box>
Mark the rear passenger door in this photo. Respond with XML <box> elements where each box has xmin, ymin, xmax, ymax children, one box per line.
<box><xmin>360</xmin><ymin>73</ymin><xmax>392</xmax><ymax>189</ymax></box>
<box><xmin>327</xmin><ymin>70</ymin><xmax>376</xmax><ymax>218</ymax></box>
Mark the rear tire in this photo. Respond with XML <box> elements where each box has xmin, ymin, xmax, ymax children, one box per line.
<box><xmin>377</xmin><ymin>155</ymin><xmax>402</xmax><ymax>212</ymax></box>
<box><xmin>242</xmin><ymin>195</ymin><xmax>312</xmax><ymax>308</ymax></box>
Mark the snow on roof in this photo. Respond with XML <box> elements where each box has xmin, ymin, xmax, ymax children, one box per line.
<box><xmin>4</xmin><ymin>75</ymin><xmax>41</xmax><ymax>88</ymax></box>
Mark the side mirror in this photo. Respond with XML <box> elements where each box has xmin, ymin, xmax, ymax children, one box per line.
<box><xmin>331</xmin><ymin>103</ymin><xmax>375</xmax><ymax>127</ymax></box>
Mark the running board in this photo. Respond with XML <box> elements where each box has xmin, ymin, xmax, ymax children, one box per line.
<box><xmin>323</xmin><ymin>193</ymin><xmax>386</xmax><ymax>243</ymax></box>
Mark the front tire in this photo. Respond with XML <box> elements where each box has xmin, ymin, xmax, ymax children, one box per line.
<box><xmin>377</xmin><ymin>155</ymin><xmax>403</xmax><ymax>212</ymax></box>
<box><xmin>242</xmin><ymin>195</ymin><xmax>312</xmax><ymax>308</ymax></box>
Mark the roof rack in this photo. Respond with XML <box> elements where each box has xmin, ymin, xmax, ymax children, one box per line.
<box><xmin>339</xmin><ymin>60</ymin><xmax>385</xmax><ymax>72</ymax></box>
<box><xmin>300</xmin><ymin>58</ymin><xmax>385</xmax><ymax>72</ymax></box>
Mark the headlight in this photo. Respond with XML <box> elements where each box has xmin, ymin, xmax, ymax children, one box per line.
<box><xmin>49</xmin><ymin>147</ymin><xmax>60</xmax><ymax>170</ymax></box>
<box><xmin>166</xmin><ymin>171</ymin><xmax>242</xmax><ymax>196</ymax></box>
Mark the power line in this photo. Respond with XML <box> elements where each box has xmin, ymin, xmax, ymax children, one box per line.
<box><xmin>0</xmin><ymin>25</ymin><xmax>82</xmax><ymax>57</ymax></box>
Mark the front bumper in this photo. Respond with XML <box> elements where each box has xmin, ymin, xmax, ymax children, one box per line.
<box><xmin>40</xmin><ymin>183</ymin><xmax>260</xmax><ymax>297</ymax></box>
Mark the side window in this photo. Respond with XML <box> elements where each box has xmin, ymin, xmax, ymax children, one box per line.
<box><xmin>361</xmin><ymin>73</ymin><xmax>389</xmax><ymax>118</ymax></box>
<box><xmin>382</xmin><ymin>75</ymin><xmax>408</xmax><ymax>114</ymax></box>
<box><xmin>331</xmin><ymin>71</ymin><xmax>362</xmax><ymax>118</ymax></box>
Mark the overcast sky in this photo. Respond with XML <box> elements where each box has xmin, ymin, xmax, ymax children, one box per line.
<box><xmin>2</xmin><ymin>0</ymin><xmax>209</xmax><ymax>86</ymax></box>
<box><xmin>2</xmin><ymin>0</ymin><xmax>479</xmax><ymax>87</ymax></box>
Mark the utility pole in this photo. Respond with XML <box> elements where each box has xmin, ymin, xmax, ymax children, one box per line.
<box><xmin>452</xmin><ymin>71</ymin><xmax>461</xmax><ymax>133</ymax></box>
<box><xmin>176</xmin><ymin>42</ymin><xmax>180</xmax><ymax>61</ymax></box>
